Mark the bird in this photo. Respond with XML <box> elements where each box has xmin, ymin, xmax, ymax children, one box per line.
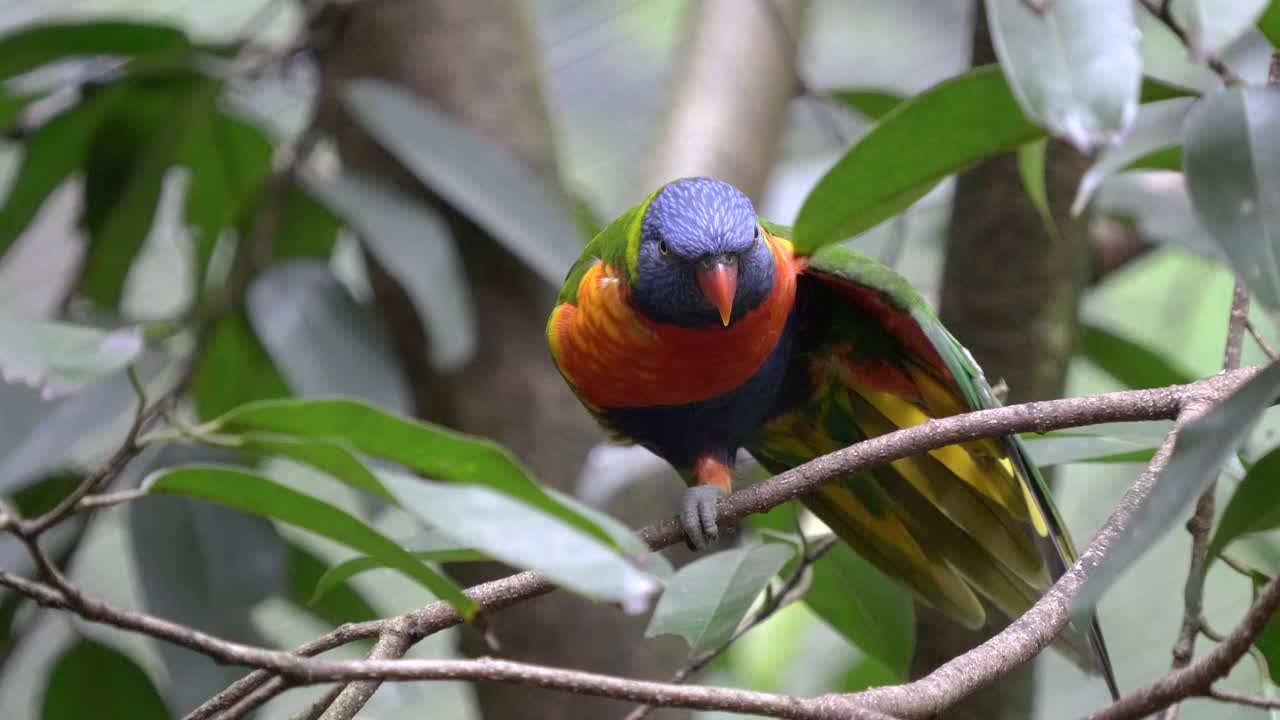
<box><xmin>546</xmin><ymin>176</ymin><xmax>1118</xmax><ymax>695</ymax></box>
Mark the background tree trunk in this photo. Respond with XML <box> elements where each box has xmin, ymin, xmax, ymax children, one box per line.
<box><xmin>315</xmin><ymin>1</ymin><xmax>686</xmax><ymax>717</ymax></box>
<box><xmin>914</xmin><ymin>2</ymin><xmax>1091</xmax><ymax>717</ymax></box>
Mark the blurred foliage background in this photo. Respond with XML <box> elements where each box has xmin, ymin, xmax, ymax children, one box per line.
<box><xmin>3</xmin><ymin>1</ymin><xmax>1280</xmax><ymax>719</ymax></box>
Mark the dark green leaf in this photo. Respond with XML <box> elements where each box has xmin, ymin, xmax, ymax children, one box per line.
<box><xmin>1073</xmin><ymin>99</ymin><xmax>1194</xmax><ymax>213</ymax></box>
<box><xmin>270</xmin><ymin>185</ymin><xmax>341</xmax><ymax>262</ymax></box>
<box><xmin>0</xmin><ymin>88</ymin><xmax>120</xmax><ymax>258</ymax></box>
<box><xmin>1074</xmin><ymin>360</ymin><xmax>1280</xmax><ymax>616</ymax></box>
<box><xmin>247</xmin><ymin>261</ymin><xmax>410</xmax><ymax>412</ymax></box>
<box><xmin>78</xmin><ymin>76</ymin><xmax>222</xmax><ymax>307</ymax></box>
<box><xmin>1017</xmin><ymin>138</ymin><xmax>1056</xmax><ymax>238</ymax></box>
<box><xmin>41</xmin><ymin>639</ymin><xmax>169</xmax><ymax>720</ymax></box>
<box><xmin>1170</xmin><ymin>0</ymin><xmax>1268</xmax><ymax>57</ymax></box>
<box><xmin>0</xmin><ymin>313</ymin><xmax>141</xmax><ymax>399</ymax></box>
<box><xmin>212</xmin><ymin>397</ymin><xmax>615</xmax><ymax>546</ymax></box>
<box><xmin>794</xmin><ymin>66</ymin><xmax>1041</xmax><ymax>252</ymax></box>
<box><xmin>309</xmin><ymin>172</ymin><xmax>476</xmax><ymax>372</ymax></box>
<box><xmin>127</xmin><ymin>454</ymin><xmax>282</xmax><ymax>712</ymax></box>
<box><xmin>1209</xmin><ymin>447</ymin><xmax>1280</xmax><ymax>558</ymax></box>
<box><xmin>379</xmin><ymin>470</ymin><xmax>659</xmax><ymax>607</ymax></box>
<box><xmin>985</xmin><ymin>0</ymin><xmax>1140</xmax><ymax>150</ymax></box>
<box><xmin>191</xmin><ymin>309</ymin><xmax>291</xmax><ymax>421</ymax></box>
<box><xmin>830</xmin><ymin>89</ymin><xmax>906</xmax><ymax>121</ymax></box>
<box><xmin>805</xmin><ymin>542</ymin><xmax>915</xmax><ymax>678</ymax></box>
<box><xmin>1140</xmin><ymin>77</ymin><xmax>1199</xmax><ymax>103</ymax></box>
<box><xmin>1261</xmin><ymin>1</ymin><xmax>1280</xmax><ymax>47</ymax></box>
<box><xmin>0</xmin><ymin>20</ymin><xmax>189</xmax><ymax>81</ymax></box>
<box><xmin>144</xmin><ymin>464</ymin><xmax>477</xmax><ymax>618</ymax></box>
<box><xmin>0</xmin><ymin>92</ymin><xmax>41</xmax><ymax>135</ymax></box>
<box><xmin>285</xmin><ymin>540</ymin><xmax>380</xmax><ymax>630</ymax></box>
<box><xmin>1183</xmin><ymin>86</ymin><xmax>1280</xmax><ymax>310</ymax></box>
<box><xmin>312</xmin><ymin>531</ymin><xmax>488</xmax><ymax>605</ymax></box>
<box><xmin>1080</xmin><ymin>323</ymin><xmax>1197</xmax><ymax>389</ymax></box>
<box><xmin>343</xmin><ymin>79</ymin><xmax>581</xmax><ymax>285</ymax></box>
<box><xmin>237</xmin><ymin>433</ymin><xmax>395</xmax><ymax>504</ymax></box>
<box><xmin>646</xmin><ymin>543</ymin><xmax>794</xmax><ymax>655</ymax></box>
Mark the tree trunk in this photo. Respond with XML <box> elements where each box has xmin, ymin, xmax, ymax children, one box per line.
<box><xmin>915</xmin><ymin>3</ymin><xmax>1091</xmax><ymax>718</ymax></box>
<box><xmin>315</xmin><ymin>2</ymin><xmax>686</xmax><ymax>717</ymax></box>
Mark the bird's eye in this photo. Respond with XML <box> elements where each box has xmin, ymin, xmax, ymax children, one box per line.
<box><xmin>754</xmin><ymin>226</ymin><xmax>761</xmax><ymax>242</ymax></box>
<box><xmin>658</xmin><ymin>241</ymin><xmax>669</xmax><ymax>256</ymax></box>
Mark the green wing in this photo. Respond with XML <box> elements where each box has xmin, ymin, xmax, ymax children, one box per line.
<box><xmin>748</xmin><ymin>235</ymin><xmax>1115</xmax><ymax>690</ymax></box>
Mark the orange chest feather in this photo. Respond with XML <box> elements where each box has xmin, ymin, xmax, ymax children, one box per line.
<box><xmin>549</xmin><ymin>236</ymin><xmax>799</xmax><ymax>409</ymax></box>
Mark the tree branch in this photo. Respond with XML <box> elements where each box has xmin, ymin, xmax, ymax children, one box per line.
<box><xmin>316</xmin><ymin>624</ymin><xmax>413</xmax><ymax>720</ymax></box>
<box><xmin>1158</xmin><ymin>282</ymin><xmax>1249</xmax><ymax>720</ymax></box>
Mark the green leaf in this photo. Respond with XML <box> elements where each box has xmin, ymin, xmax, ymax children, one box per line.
<box><xmin>78</xmin><ymin>76</ymin><xmax>222</xmax><ymax>307</ymax></box>
<box><xmin>311</xmin><ymin>531</ymin><xmax>488</xmax><ymax>605</ymax></box>
<box><xmin>342</xmin><ymin>79</ymin><xmax>581</xmax><ymax>286</ymax></box>
<box><xmin>0</xmin><ymin>91</ymin><xmax>41</xmax><ymax>135</ymax></box>
<box><xmin>1261</xmin><ymin>1</ymin><xmax>1280</xmax><ymax>47</ymax></box>
<box><xmin>126</xmin><ymin>458</ymin><xmax>283</xmax><ymax>711</ymax></box>
<box><xmin>379</xmin><ymin>470</ymin><xmax>659</xmax><ymax>608</ymax></box>
<box><xmin>144</xmin><ymin>465</ymin><xmax>478</xmax><ymax>618</ymax></box>
<box><xmin>1074</xmin><ymin>361</ymin><xmax>1280</xmax><ymax>616</ymax></box>
<box><xmin>1140</xmin><ymin>77</ymin><xmax>1200</xmax><ymax>103</ymax></box>
<box><xmin>237</xmin><ymin>433</ymin><xmax>396</xmax><ymax>504</ymax></box>
<box><xmin>270</xmin><ymin>186</ymin><xmax>342</xmax><ymax>262</ymax></box>
<box><xmin>309</xmin><ymin>172</ymin><xmax>476</xmax><ymax>373</ymax></box>
<box><xmin>247</xmin><ymin>261</ymin><xmax>410</xmax><ymax>413</ymax></box>
<box><xmin>1017</xmin><ymin>138</ymin><xmax>1056</xmax><ymax>239</ymax></box>
<box><xmin>1073</xmin><ymin>98</ymin><xmax>1194</xmax><ymax>214</ymax></box>
<box><xmin>804</xmin><ymin>543</ymin><xmax>915</xmax><ymax>678</ymax></box>
<box><xmin>985</xmin><ymin>0</ymin><xmax>1140</xmax><ymax>150</ymax></box>
<box><xmin>0</xmin><ymin>88</ymin><xmax>120</xmax><ymax>258</ymax></box>
<box><xmin>41</xmin><ymin>639</ymin><xmax>169</xmax><ymax>720</ymax></box>
<box><xmin>1255</xmin><ymin>572</ymin><xmax>1280</xmax><ymax>684</ymax></box>
<box><xmin>793</xmin><ymin>66</ymin><xmax>1041</xmax><ymax>252</ymax></box>
<box><xmin>212</xmin><ymin>397</ymin><xmax>615</xmax><ymax>546</ymax></box>
<box><xmin>285</xmin><ymin>540</ymin><xmax>379</xmax><ymax>629</ymax></box>
<box><xmin>1169</xmin><ymin>0</ymin><xmax>1269</xmax><ymax>58</ymax></box>
<box><xmin>0</xmin><ymin>313</ymin><xmax>141</xmax><ymax>399</ymax></box>
<box><xmin>646</xmin><ymin>543</ymin><xmax>794</xmax><ymax>656</ymax></box>
<box><xmin>0</xmin><ymin>20</ymin><xmax>189</xmax><ymax>82</ymax></box>
<box><xmin>1080</xmin><ymin>323</ymin><xmax>1197</xmax><ymax>389</ymax></box>
<box><xmin>1209</xmin><ymin>447</ymin><xmax>1280</xmax><ymax>558</ymax></box>
<box><xmin>1022</xmin><ymin>433</ymin><xmax>1157</xmax><ymax>466</ymax></box>
<box><xmin>191</xmin><ymin>309</ymin><xmax>291</xmax><ymax>421</ymax></box>
<box><xmin>1183</xmin><ymin>86</ymin><xmax>1280</xmax><ymax>310</ymax></box>
<box><xmin>830</xmin><ymin>89</ymin><xmax>906</xmax><ymax>121</ymax></box>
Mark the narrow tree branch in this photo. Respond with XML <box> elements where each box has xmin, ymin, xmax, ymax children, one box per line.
<box><xmin>182</xmin><ymin>366</ymin><xmax>1254</xmax><ymax>719</ymax></box>
<box><xmin>1246</xmin><ymin>319</ymin><xmax>1279</xmax><ymax>361</ymax></box>
<box><xmin>1206</xmin><ymin>687</ymin><xmax>1280</xmax><ymax>710</ymax></box>
<box><xmin>1086</xmin><ymin>572</ymin><xmax>1280</xmax><ymax>720</ymax></box>
<box><xmin>317</xmin><ymin>625</ymin><xmax>413</xmax><ymax>720</ymax></box>
<box><xmin>1137</xmin><ymin>0</ymin><xmax>1239</xmax><ymax>84</ymax></box>
<box><xmin>291</xmin><ymin>683</ymin><xmax>344</xmax><ymax>720</ymax></box>
<box><xmin>1159</xmin><ymin>282</ymin><xmax>1250</xmax><ymax>720</ymax></box>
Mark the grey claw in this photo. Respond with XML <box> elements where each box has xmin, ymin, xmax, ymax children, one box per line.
<box><xmin>682</xmin><ymin>485</ymin><xmax>726</xmax><ymax>551</ymax></box>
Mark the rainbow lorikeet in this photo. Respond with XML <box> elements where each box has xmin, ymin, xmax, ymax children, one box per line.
<box><xmin>546</xmin><ymin>177</ymin><xmax>1117</xmax><ymax>693</ymax></box>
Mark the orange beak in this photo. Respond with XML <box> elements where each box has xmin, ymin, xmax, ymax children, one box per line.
<box><xmin>696</xmin><ymin>256</ymin><xmax>738</xmax><ymax>327</ymax></box>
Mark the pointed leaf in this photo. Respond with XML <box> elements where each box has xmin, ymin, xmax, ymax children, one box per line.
<box><xmin>794</xmin><ymin>66</ymin><xmax>1042</xmax><ymax>252</ymax></box>
<box><xmin>247</xmin><ymin>261</ymin><xmax>410</xmax><ymax>412</ymax></box>
<box><xmin>78</xmin><ymin>76</ymin><xmax>222</xmax><ymax>307</ymax></box>
<box><xmin>0</xmin><ymin>20</ymin><xmax>189</xmax><ymax>82</ymax></box>
<box><xmin>646</xmin><ymin>543</ymin><xmax>794</xmax><ymax>656</ymax></box>
<box><xmin>1170</xmin><ymin>0</ymin><xmax>1269</xmax><ymax>58</ymax></box>
<box><xmin>211</xmin><ymin>397</ymin><xmax>615</xmax><ymax>546</ymax></box>
<box><xmin>309</xmin><ymin>172</ymin><xmax>476</xmax><ymax>372</ymax></box>
<box><xmin>1209</xmin><ymin>447</ymin><xmax>1280</xmax><ymax>558</ymax></box>
<box><xmin>1261</xmin><ymin>2</ymin><xmax>1280</xmax><ymax>47</ymax></box>
<box><xmin>985</xmin><ymin>0</ymin><xmax>1140</xmax><ymax>150</ymax></box>
<box><xmin>191</xmin><ymin>309</ymin><xmax>291</xmax><ymax>421</ymax></box>
<box><xmin>342</xmin><ymin>79</ymin><xmax>580</xmax><ymax>286</ymax></box>
<box><xmin>285</xmin><ymin>540</ymin><xmax>379</xmax><ymax>629</ymax></box>
<box><xmin>0</xmin><ymin>88</ymin><xmax>120</xmax><ymax>258</ymax></box>
<box><xmin>143</xmin><ymin>465</ymin><xmax>478</xmax><ymax>618</ymax></box>
<box><xmin>236</xmin><ymin>433</ymin><xmax>395</xmax><ymax>504</ymax></box>
<box><xmin>0</xmin><ymin>313</ymin><xmax>141</xmax><ymax>399</ymax></box>
<box><xmin>41</xmin><ymin>639</ymin><xmax>169</xmax><ymax>720</ymax></box>
<box><xmin>830</xmin><ymin>89</ymin><xmax>906</xmax><ymax>121</ymax></box>
<box><xmin>1017</xmin><ymin>138</ymin><xmax>1056</xmax><ymax>238</ymax></box>
<box><xmin>803</xmin><ymin>543</ymin><xmax>915</xmax><ymax>678</ymax></box>
<box><xmin>1074</xmin><ymin>361</ymin><xmax>1280</xmax><ymax>615</ymax></box>
<box><xmin>1183</xmin><ymin>86</ymin><xmax>1280</xmax><ymax>310</ymax></box>
<box><xmin>379</xmin><ymin>471</ymin><xmax>659</xmax><ymax>609</ymax></box>
<box><xmin>1080</xmin><ymin>323</ymin><xmax>1197</xmax><ymax>389</ymax></box>
<box><xmin>311</xmin><ymin>531</ymin><xmax>487</xmax><ymax>605</ymax></box>
<box><xmin>1073</xmin><ymin>98</ymin><xmax>1195</xmax><ymax>213</ymax></box>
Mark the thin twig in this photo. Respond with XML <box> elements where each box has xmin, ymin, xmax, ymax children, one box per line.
<box><xmin>1207</xmin><ymin>687</ymin><xmax>1280</xmax><ymax>710</ymax></box>
<box><xmin>314</xmin><ymin>626</ymin><xmax>413</xmax><ymax>720</ymax></box>
<box><xmin>1246</xmin><ymin>319</ymin><xmax>1279</xmax><ymax>361</ymax></box>
<box><xmin>1137</xmin><ymin>0</ymin><xmax>1239</xmax><ymax>85</ymax></box>
<box><xmin>1158</xmin><ymin>283</ymin><xmax>1249</xmax><ymax>720</ymax></box>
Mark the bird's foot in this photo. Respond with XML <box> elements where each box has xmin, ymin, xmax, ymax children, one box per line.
<box><xmin>681</xmin><ymin>484</ymin><xmax>726</xmax><ymax>551</ymax></box>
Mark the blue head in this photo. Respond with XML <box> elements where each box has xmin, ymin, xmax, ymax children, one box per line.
<box><xmin>630</xmin><ymin>177</ymin><xmax>775</xmax><ymax>328</ymax></box>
